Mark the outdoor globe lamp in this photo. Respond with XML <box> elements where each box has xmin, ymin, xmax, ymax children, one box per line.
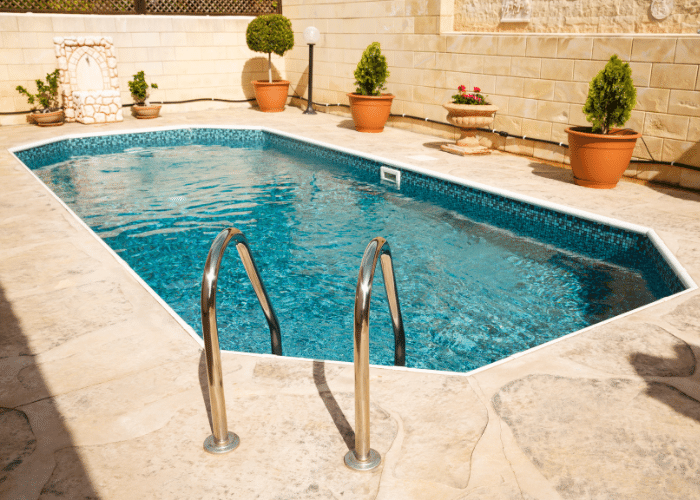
<box><xmin>303</xmin><ymin>26</ymin><xmax>320</xmax><ymax>115</ymax></box>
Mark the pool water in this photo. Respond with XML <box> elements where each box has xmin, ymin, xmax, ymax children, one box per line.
<box><xmin>30</xmin><ymin>137</ymin><xmax>673</xmax><ymax>372</ymax></box>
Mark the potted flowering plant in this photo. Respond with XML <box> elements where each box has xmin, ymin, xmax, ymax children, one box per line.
<box><xmin>128</xmin><ymin>70</ymin><xmax>160</xmax><ymax>119</ymax></box>
<box><xmin>15</xmin><ymin>69</ymin><xmax>64</xmax><ymax>127</ymax></box>
<box><xmin>452</xmin><ymin>85</ymin><xmax>489</xmax><ymax>105</ymax></box>
<box><xmin>348</xmin><ymin>42</ymin><xmax>394</xmax><ymax>133</ymax></box>
<box><xmin>246</xmin><ymin>14</ymin><xmax>295</xmax><ymax>112</ymax></box>
<box><xmin>442</xmin><ymin>85</ymin><xmax>498</xmax><ymax>155</ymax></box>
<box><xmin>566</xmin><ymin>54</ymin><xmax>640</xmax><ymax>189</ymax></box>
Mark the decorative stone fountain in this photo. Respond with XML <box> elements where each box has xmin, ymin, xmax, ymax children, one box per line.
<box><xmin>54</xmin><ymin>36</ymin><xmax>123</xmax><ymax>124</ymax></box>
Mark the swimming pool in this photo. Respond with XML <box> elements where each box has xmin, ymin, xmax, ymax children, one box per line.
<box><xmin>13</xmin><ymin>126</ymin><xmax>693</xmax><ymax>373</ymax></box>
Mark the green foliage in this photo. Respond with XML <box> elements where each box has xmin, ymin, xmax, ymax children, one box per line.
<box><xmin>128</xmin><ymin>71</ymin><xmax>158</xmax><ymax>105</ymax></box>
<box><xmin>583</xmin><ymin>54</ymin><xmax>637</xmax><ymax>134</ymax></box>
<box><xmin>246</xmin><ymin>14</ymin><xmax>294</xmax><ymax>57</ymax></box>
<box><xmin>451</xmin><ymin>85</ymin><xmax>490</xmax><ymax>105</ymax></box>
<box><xmin>353</xmin><ymin>42</ymin><xmax>389</xmax><ymax>96</ymax></box>
<box><xmin>16</xmin><ymin>69</ymin><xmax>61</xmax><ymax>112</ymax></box>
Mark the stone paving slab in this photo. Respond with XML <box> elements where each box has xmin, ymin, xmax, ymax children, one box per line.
<box><xmin>2</xmin><ymin>106</ymin><xmax>700</xmax><ymax>499</ymax></box>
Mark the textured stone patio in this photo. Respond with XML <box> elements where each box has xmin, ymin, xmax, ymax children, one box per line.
<box><xmin>2</xmin><ymin>106</ymin><xmax>700</xmax><ymax>499</ymax></box>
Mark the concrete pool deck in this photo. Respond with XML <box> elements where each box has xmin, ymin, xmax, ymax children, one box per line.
<box><xmin>3</xmin><ymin>106</ymin><xmax>700</xmax><ymax>499</ymax></box>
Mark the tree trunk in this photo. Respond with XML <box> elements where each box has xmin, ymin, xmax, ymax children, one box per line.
<box><xmin>268</xmin><ymin>53</ymin><xmax>272</xmax><ymax>83</ymax></box>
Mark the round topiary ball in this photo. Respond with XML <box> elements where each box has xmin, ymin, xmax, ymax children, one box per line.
<box><xmin>246</xmin><ymin>14</ymin><xmax>294</xmax><ymax>57</ymax></box>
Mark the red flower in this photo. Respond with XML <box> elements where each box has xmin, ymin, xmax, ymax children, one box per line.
<box><xmin>457</xmin><ymin>85</ymin><xmax>466</xmax><ymax>92</ymax></box>
<box><xmin>461</xmin><ymin>93</ymin><xmax>468</xmax><ymax>98</ymax></box>
<box><xmin>473</xmin><ymin>87</ymin><xmax>481</xmax><ymax>92</ymax></box>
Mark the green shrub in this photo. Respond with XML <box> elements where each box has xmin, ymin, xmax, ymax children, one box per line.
<box><xmin>128</xmin><ymin>71</ymin><xmax>158</xmax><ymax>105</ymax></box>
<box><xmin>16</xmin><ymin>69</ymin><xmax>61</xmax><ymax>112</ymax></box>
<box><xmin>353</xmin><ymin>42</ymin><xmax>389</xmax><ymax>96</ymax></box>
<box><xmin>583</xmin><ymin>54</ymin><xmax>637</xmax><ymax>134</ymax></box>
<box><xmin>246</xmin><ymin>14</ymin><xmax>294</xmax><ymax>83</ymax></box>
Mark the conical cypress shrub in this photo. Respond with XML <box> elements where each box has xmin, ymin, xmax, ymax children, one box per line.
<box><xmin>582</xmin><ymin>54</ymin><xmax>637</xmax><ymax>134</ymax></box>
<box><xmin>353</xmin><ymin>42</ymin><xmax>389</xmax><ymax>96</ymax></box>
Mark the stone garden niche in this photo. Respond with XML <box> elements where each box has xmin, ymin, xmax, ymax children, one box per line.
<box><xmin>54</xmin><ymin>36</ymin><xmax>123</xmax><ymax>124</ymax></box>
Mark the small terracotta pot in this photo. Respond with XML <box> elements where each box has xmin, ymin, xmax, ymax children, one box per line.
<box><xmin>566</xmin><ymin>127</ymin><xmax>641</xmax><ymax>189</ymax></box>
<box><xmin>32</xmin><ymin>109</ymin><xmax>64</xmax><ymax>127</ymax></box>
<box><xmin>348</xmin><ymin>93</ymin><xmax>394</xmax><ymax>133</ymax></box>
<box><xmin>132</xmin><ymin>105</ymin><xmax>162</xmax><ymax>119</ymax></box>
<box><xmin>252</xmin><ymin>80</ymin><xmax>290</xmax><ymax>112</ymax></box>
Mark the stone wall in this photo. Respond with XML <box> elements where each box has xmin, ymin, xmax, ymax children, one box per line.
<box><xmin>2</xmin><ymin>8</ymin><xmax>698</xmax><ymax>184</ymax></box>
<box><xmin>0</xmin><ymin>13</ymin><xmax>285</xmax><ymax>126</ymax></box>
<box><xmin>283</xmin><ymin>0</ymin><xmax>700</xmax><ymax>176</ymax></box>
<box><xmin>453</xmin><ymin>0</ymin><xmax>700</xmax><ymax>34</ymax></box>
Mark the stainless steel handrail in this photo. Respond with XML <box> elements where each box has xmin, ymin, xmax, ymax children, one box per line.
<box><xmin>201</xmin><ymin>227</ymin><xmax>282</xmax><ymax>454</ymax></box>
<box><xmin>345</xmin><ymin>237</ymin><xmax>406</xmax><ymax>471</ymax></box>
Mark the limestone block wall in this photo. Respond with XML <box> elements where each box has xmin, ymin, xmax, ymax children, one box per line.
<box><xmin>453</xmin><ymin>0</ymin><xmax>700</xmax><ymax>34</ymax></box>
<box><xmin>283</xmin><ymin>0</ymin><xmax>700</xmax><ymax>177</ymax></box>
<box><xmin>0</xmin><ymin>13</ymin><xmax>285</xmax><ymax>126</ymax></box>
<box><xmin>73</xmin><ymin>90</ymin><xmax>123</xmax><ymax>124</ymax></box>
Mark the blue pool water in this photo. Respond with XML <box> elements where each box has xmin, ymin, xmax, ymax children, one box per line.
<box><xmin>20</xmin><ymin>129</ymin><xmax>684</xmax><ymax>372</ymax></box>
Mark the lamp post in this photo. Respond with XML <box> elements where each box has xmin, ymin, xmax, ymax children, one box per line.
<box><xmin>303</xmin><ymin>26</ymin><xmax>320</xmax><ymax>115</ymax></box>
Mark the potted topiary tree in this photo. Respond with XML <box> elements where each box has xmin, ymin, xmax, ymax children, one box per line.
<box><xmin>15</xmin><ymin>69</ymin><xmax>64</xmax><ymax>127</ymax></box>
<box><xmin>348</xmin><ymin>42</ymin><xmax>394</xmax><ymax>133</ymax></box>
<box><xmin>128</xmin><ymin>71</ymin><xmax>160</xmax><ymax>119</ymax></box>
<box><xmin>566</xmin><ymin>54</ymin><xmax>640</xmax><ymax>189</ymax></box>
<box><xmin>246</xmin><ymin>14</ymin><xmax>294</xmax><ymax>112</ymax></box>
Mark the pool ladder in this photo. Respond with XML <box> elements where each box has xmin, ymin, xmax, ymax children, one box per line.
<box><xmin>200</xmin><ymin>228</ymin><xmax>405</xmax><ymax>473</ymax></box>
<box><xmin>345</xmin><ymin>236</ymin><xmax>405</xmax><ymax>471</ymax></box>
<box><xmin>200</xmin><ymin>227</ymin><xmax>281</xmax><ymax>454</ymax></box>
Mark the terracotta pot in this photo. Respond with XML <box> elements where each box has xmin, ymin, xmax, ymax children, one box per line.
<box><xmin>442</xmin><ymin>103</ymin><xmax>498</xmax><ymax>155</ymax></box>
<box><xmin>32</xmin><ymin>109</ymin><xmax>64</xmax><ymax>127</ymax></box>
<box><xmin>132</xmin><ymin>105</ymin><xmax>162</xmax><ymax>119</ymax></box>
<box><xmin>348</xmin><ymin>93</ymin><xmax>394</xmax><ymax>133</ymax></box>
<box><xmin>252</xmin><ymin>80</ymin><xmax>290</xmax><ymax>112</ymax></box>
<box><xmin>566</xmin><ymin>126</ymin><xmax>641</xmax><ymax>189</ymax></box>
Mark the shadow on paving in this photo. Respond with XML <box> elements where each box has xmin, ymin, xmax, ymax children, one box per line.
<box><xmin>313</xmin><ymin>360</ymin><xmax>354</xmax><ymax>451</ymax></box>
<box><xmin>632</xmin><ymin>343</ymin><xmax>700</xmax><ymax>424</ymax></box>
<box><xmin>197</xmin><ymin>351</ymin><xmax>213</xmax><ymax>434</ymax></box>
<box><xmin>527</xmin><ymin>161</ymin><xmax>575</xmax><ymax>184</ymax></box>
<box><xmin>646</xmin><ymin>181</ymin><xmax>700</xmax><ymax>202</ymax></box>
<box><xmin>337</xmin><ymin>119</ymin><xmax>356</xmax><ymax>130</ymax></box>
<box><xmin>0</xmin><ymin>282</ymin><xmax>100</xmax><ymax>499</ymax></box>
<box><xmin>196</xmin><ymin>354</ymin><xmax>355</xmax><ymax>452</ymax></box>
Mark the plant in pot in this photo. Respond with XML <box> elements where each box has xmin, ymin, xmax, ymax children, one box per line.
<box><xmin>246</xmin><ymin>14</ymin><xmax>294</xmax><ymax>112</ymax></box>
<box><xmin>129</xmin><ymin>71</ymin><xmax>160</xmax><ymax>119</ymax></box>
<box><xmin>442</xmin><ymin>85</ymin><xmax>499</xmax><ymax>155</ymax></box>
<box><xmin>566</xmin><ymin>54</ymin><xmax>639</xmax><ymax>189</ymax></box>
<box><xmin>348</xmin><ymin>42</ymin><xmax>394</xmax><ymax>133</ymax></box>
<box><xmin>15</xmin><ymin>69</ymin><xmax>64</xmax><ymax>127</ymax></box>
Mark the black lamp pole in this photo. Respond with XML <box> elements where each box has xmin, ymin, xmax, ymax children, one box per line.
<box><xmin>304</xmin><ymin>42</ymin><xmax>316</xmax><ymax>115</ymax></box>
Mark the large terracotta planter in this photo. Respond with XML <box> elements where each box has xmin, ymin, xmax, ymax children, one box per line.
<box><xmin>132</xmin><ymin>104</ymin><xmax>161</xmax><ymax>119</ymax></box>
<box><xmin>32</xmin><ymin>109</ymin><xmax>64</xmax><ymax>127</ymax></box>
<box><xmin>348</xmin><ymin>93</ymin><xmax>394</xmax><ymax>133</ymax></box>
<box><xmin>252</xmin><ymin>80</ymin><xmax>290</xmax><ymax>112</ymax></box>
<box><xmin>442</xmin><ymin>103</ymin><xmax>498</xmax><ymax>155</ymax></box>
<box><xmin>566</xmin><ymin>127</ymin><xmax>641</xmax><ymax>189</ymax></box>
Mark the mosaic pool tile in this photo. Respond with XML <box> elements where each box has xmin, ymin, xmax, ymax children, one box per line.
<box><xmin>15</xmin><ymin>139</ymin><xmax>71</xmax><ymax>169</ymax></box>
